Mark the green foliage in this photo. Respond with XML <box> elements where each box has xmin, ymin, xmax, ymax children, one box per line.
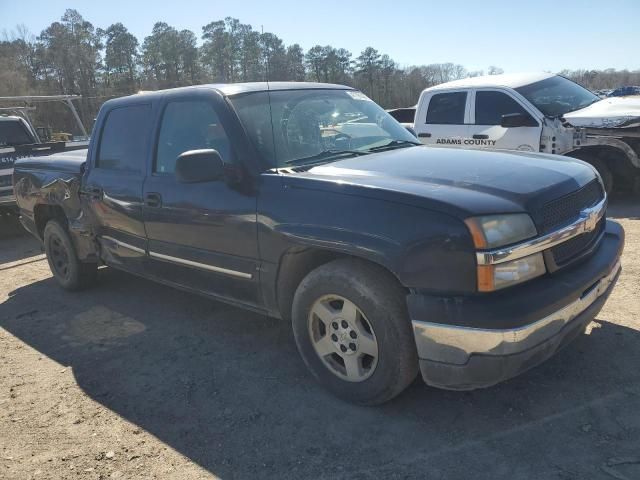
<box><xmin>1</xmin><ymin>8</ymin><xmax>638</xmax><ymax>131</ymax></box>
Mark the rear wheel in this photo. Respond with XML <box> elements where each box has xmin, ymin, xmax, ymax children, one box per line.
<box><xmin>43</xmin><ymin>220</ymin><xmax>97</xmax><ymax>290</ymax></box>
<box><xmin>291</xmin><ymin>258</ymin><xmax>418</xmax><ymax>405</ymax></box>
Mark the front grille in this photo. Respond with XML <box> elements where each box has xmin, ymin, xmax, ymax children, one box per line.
<box><xmin>551</xmin><ymin>218</ymin><xmax>605</xmax><ymax>266</ymax></box>
<box><xmin>0</xmin><ymin>175</ymin><xmax>12</xmax><ymax>188</ymax></box>
<box><xmin>533</xmin><ymin>180</ymin><xmax>603</xmax><ymax>234</ymax></box>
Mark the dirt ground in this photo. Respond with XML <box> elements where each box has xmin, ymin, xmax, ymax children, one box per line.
<box><xmin>0</xmin><ymin>199</ymin><xmax>639</xmax><ymax>480</ymax></box>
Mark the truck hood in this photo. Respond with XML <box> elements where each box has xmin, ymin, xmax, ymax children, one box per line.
<box><xmin>563</xmin><ymin>97</ymin><xmax>640</xmax><ymax>128</ymax></box>
<box><xmin>290</xmin><ymin>146</ymin><xmax>597</xmax><ymax>218</ymax></box>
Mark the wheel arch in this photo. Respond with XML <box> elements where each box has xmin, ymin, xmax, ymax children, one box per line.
<box><xmin>275</xmin><ymin>246</ymin><xmax>406</xmax><ymax>322</ymax></box>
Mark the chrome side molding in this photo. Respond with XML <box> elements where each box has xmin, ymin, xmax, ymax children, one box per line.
<box><xmin>102</xmin><ymin>235</ymin><xmax>145</xmax><ymax>254</ymax></box>
<box><xmin>149</xmin><ymin>251</ymin><xmax>252</xmax><ymax>279</ymax></box>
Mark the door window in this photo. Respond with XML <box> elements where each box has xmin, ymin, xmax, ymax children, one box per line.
<box><xmin>97</xmin><ymin>104</ymin><xmax>151</xmax><ymax>172</ymax></box>
<box><xmin>155</xmin><ymin>100</ymin><xmax>233</xmax><ymax>174</ymax></box>
<box><xmin>426</xmin><ymin>92</ymin><xmax>467</xmax><ymax>125</ymax></box>
<box><xmin>475</xmin><ymin>91</ymin><xmax>534</xmax><ymax>125</ymax></box>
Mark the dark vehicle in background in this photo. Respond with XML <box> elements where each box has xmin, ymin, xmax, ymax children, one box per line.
<box><xmin>0</xmin><ymin>116</ymin><xmax>39</xmax><ymax>207</ymax></box>
<box><xmin>13</xmin><ymin>83</ymin><xmax>624</xmax><ymax>404</ymax></box>
<box><xmin>387</xmin><ymin>106</ymin><xmax>416</xmax><ymax>127</ymax></box>
<box><xmin>609</xmin><ymin>86</ymin><xmax>640</xmax><ymax>97</ymax></box>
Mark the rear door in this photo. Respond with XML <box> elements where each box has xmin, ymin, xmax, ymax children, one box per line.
<box><xmin>414</xmin><ymin>90</ymin><xmax>470</xmax><ymax>147</ymax></box>
<box><xmin>468</xmin><ymin>89</ymin><xmax>542</xmax><ymax>152</ymax></box>
<box><xmin>141</xmin><ymin>91</ymin><xmax>260</xmax><ymax>306</ymax></box>
<box><xmin>83</xmin><ymin>103</ymin><xmax>152</xmax><ymax>272</ymax></box>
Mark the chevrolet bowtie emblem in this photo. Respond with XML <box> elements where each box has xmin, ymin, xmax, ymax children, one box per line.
<box><xmin>581</xmin><ymin>208</ymin><xmax>599</xmax><ymax>233</ymax></box>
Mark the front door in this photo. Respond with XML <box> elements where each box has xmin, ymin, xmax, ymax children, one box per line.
<box><xmin>467</xmin><ymin>89</ymin><xmax>542</xmax><ymax>152</ymax></box>
<box><xmin>83</xmin><ymin>102</ymin><xmax>152</xmax><ymax>272</ymax></box>
<box><xmin>142</xmin><ymin>93</ymin><xmax>260</xmax><ymax>306</ymax></box>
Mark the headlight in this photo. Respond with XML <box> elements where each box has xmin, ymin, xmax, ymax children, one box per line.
<box><xmin>464</xmin><ymin>214</ymin><xmax>537</xmax><ymax>249</ymax></box>
<box><xmin>466</xmin><ymin>214</ymin><xmax>544</xmax><ymax>291</ymax></box>
<box><xmin>477</xmin><ymin>253</ymin><xmax>546</xmax><ymax>291</ymax></box>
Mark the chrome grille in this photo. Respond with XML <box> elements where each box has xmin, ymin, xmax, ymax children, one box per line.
<box><xmin>551</xmin><ymin>218</ymin><xmax>605</xmax><ymax>266</ymax></box>
<box><xmin>533</xmin><ymin>180</ymin><xmax>603</xmax><ymax>234</ymax></box>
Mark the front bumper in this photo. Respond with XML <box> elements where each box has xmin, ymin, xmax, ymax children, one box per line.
<box><xmin>409</xmin><ymin>220</ymin><xmax>624</xmax><ymax>390</ymax></box>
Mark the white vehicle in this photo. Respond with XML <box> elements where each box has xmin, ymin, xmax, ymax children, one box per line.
<box><xmin>411</xmin><ymin>73</ymin><xmax>640</xmax><ymax>193</ymax></box>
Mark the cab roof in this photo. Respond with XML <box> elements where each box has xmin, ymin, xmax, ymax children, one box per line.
<box><xmin>135</xmin><ymin>81</ymin><xmax>352</xmax><ymax>98</ymax></box>
<box><xmin>424</xmin><ymin>72</ymin><xmax>555</xmax><ymax>92</ymax></box>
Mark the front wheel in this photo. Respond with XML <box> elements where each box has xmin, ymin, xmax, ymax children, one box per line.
<box><xmin>291</xmin><ymin>259</ymin><xmax>418</xmax><ymax>405</ymax></box>
<box><xmin>43</xmin><ymin>220</ymin><xmax>97</xmax><ymax>291</ymax></box>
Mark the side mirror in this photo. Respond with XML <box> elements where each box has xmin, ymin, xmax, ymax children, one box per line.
<box><xmin>175</xmin><ymin>149</ymin><xmax>225</xmax><ymax>184</ymax></box>
<box><xmin>405</xmin><ymin>126</ymin><xmax>418</xmax><ymax>137</ymax></box>
<box><xmin>501</xmin><ymin>113</ymin><xmax>538</xmax><ymax>128</ymax></box>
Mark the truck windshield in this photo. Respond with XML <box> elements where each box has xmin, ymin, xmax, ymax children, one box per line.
<box><xmin>229</xmin><ymin>89</ymin><xmax>418</xmax><ymax>168</ymax></box>
<box><xmin>515</xmin><ymin>76</ymin><xmax>600</xmax><ymax>118</ymax></box>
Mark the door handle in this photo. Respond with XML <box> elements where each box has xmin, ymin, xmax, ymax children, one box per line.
<box><xmin>472</xmin><ymin>134</ymin><xmax>489</xmax><ymax>140</ymax></box>
<box><xmin>418</xmin><ymin>132</ymin><xmax>432</xmax><ymax>138</ymax></box>
<box><xmin>145</xmin><ymin>192</ymin><xmax>162</xmax><ymax>208</ymax></box>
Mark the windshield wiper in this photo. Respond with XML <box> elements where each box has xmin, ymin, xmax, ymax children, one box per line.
<box><xmin>284</xmin><ymin>149</ymin><xmax>370</xmax><ymax>167</ymax></box>
<box><xmin>365</xmin><ymin>140</ymin><xmax>421</xmax><ymax>152</ymax></box>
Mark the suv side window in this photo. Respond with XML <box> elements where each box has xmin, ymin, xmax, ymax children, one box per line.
<box><xmin>155</xmin><ymin>100</ymin><xmax>233</xmax><ymax>174</ymax></box>
<box><xmin>97</xmin><ymin>104</ymin><xmax>151</xmax><ymax>172</ymax></box>
<box><xmin>475</xmin><ymin>91</ymin><xmax>533</xmax><ymax>125</ymax></box>
<box><xmin>426</xmin><ymin>92</ymin><xmax>467</xmax><ymax>124</ymax></box>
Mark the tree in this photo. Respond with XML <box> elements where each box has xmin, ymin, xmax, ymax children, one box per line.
<box><xmin>488</xmin><ymin>65</ymin><xmax>504</xmax><ymax>75</ymax></box>
<box><xmin>355</xmin><ymin>47</ymin><xmax>381</xmax><ymax>100</ymax></box>
<box><xmin>286</xmin><ymin>44</ymin><xmax>305</xmax><ymax>81</ymax></box>
<box><xmin>260</xmin><ymin>32</ymin><xmax>287</xmax><ymax>80</ymax></box>
<box><xmin>102</xmin><ymin>22</ymin><xmax>138</xmax><ymax>92</ymax></box>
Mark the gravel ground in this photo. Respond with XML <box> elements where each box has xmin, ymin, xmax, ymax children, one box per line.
<box><xmin>0</xmin><ymin>198</ymin><xmax>639</xmax><ymax>480</ymax></box>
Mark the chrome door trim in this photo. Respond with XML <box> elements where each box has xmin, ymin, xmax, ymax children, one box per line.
<box><xmin>148</xmin><ymin>251</ymin><xmax>253</xmax><ymax>279</ymax></box>
<box><xmin>102</xmin><ymin>235</ymin><xmax>146</xmax><ymax>254</ymax></box>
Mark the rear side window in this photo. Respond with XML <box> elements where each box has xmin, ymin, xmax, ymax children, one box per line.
<box><xmin>155</xmin><ymin>100</ymin><xmax>233</xmax><ymax>174</ymax></box>
<box><xmin>475</xmin><ymin>91</ymin><xmax>533</xmax><ymax>125</ymax></box>
<box><xmin>0</xmin><ymin>121</ymin><xmax>34</xmax><ymax>146</ymax></box>
<box><xmin>426</xmin><ymin>92</ymin><xmax>467</xmax><ymax>124</ymax></box>
<box><xmin>97</xmin><ymin>104</ymin><xmax>151</xmax><ymax>172</ymax></box>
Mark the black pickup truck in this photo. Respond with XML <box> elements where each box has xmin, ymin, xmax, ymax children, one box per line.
<box><xmin>13</xmin><ymin>82</ymin><xmax>624</xmax><ymax>404</ymax></box>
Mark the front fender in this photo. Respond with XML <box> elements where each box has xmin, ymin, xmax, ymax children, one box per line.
<box><xmin>258</xmin><ymin>177</ymin><xmax>477</xmax><ymax>295</ymax></box>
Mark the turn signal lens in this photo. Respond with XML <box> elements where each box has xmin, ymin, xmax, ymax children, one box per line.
<box><xmin>477</xmin><ymin>253</ymin><xmax>546</xmax><ymax>292</ymax></box>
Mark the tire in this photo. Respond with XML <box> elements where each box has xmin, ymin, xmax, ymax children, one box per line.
<box><xmin>589</xmin><ymin>158</ymin><xmax>614</xmax><ymax>195</ymax></box>
<box><xmin>43</xmin><ymin>220</ymin><xmax>97</xmax><ymax>291</ymax></box>
<box><xmin>291</xmin><ymin>258</ymin><xmax>418</xmax><ymax>405</ymax></box>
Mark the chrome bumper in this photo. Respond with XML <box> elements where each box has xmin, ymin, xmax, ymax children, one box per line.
<box><xmin>412</xmin><ymin>259</ymin><xmax>620</xmax><ymax>367</ymax></box>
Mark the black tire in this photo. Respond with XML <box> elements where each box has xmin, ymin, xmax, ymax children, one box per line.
<box><xmin>291</xmin><ymin>258</ymin><xmax>418</xmax><ymax>405</ymax></box>
<box><xmin>43</xmin><ymin>220</ymin><xmax>97</xmax><ymax>291</ymax></box>
<box><xmin>589</xmin><ymin>158</ymin><xmax>614</xmax><ymax>195</ymax></box>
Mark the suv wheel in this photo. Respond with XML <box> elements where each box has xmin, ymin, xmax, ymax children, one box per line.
<box><xmin>292</xmin><ymin>258</ymin><xmax>418</xmax><ymax>405</ymax></box>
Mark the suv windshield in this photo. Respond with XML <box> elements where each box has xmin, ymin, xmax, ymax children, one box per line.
<box><xmin>515</xmin><ymin>76</ymin><xmax>600</xmax><ymax>117</ymax></box>
<box><xmin>229</xmin><ymin>89</ymin><xmax>418</xmax><ymax>168</ymax></box>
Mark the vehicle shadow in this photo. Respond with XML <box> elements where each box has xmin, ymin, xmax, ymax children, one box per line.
<box><xmin>0</xmin><ymin>213</ymin><xmax>42</xmax><ymax>266</ymax></box>
<box><xmin>2</xmin><ymin>266</ymin><xmax>639</xmax><ymax>479</ymax></box>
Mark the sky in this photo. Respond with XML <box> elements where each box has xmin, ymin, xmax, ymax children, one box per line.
<box><xmin>1</xmin><ymin>0</ymin><xmax>638</xmax><ymax>73</ymax></box>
